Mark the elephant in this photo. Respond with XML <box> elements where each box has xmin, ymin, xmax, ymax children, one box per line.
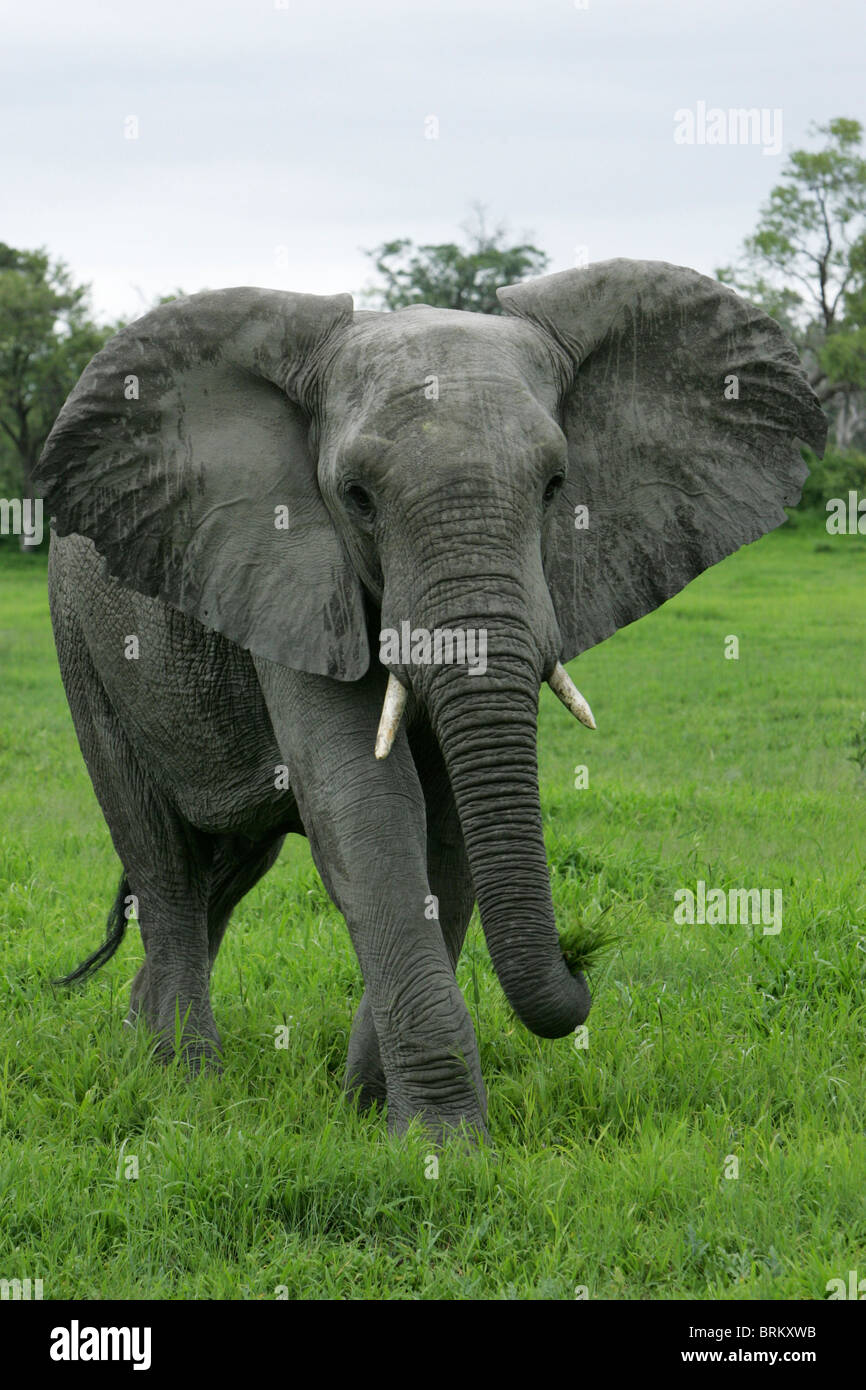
<box><xmin>34</xmin><ymin>259</ymin><xmax>826</xmax><ymax>1142</ymax></box>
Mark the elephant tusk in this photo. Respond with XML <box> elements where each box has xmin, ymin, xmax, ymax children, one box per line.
<box><xmin>548</xmin><ymin>662</ymin><xmax>596</xmax><ymax>730</ymax></box>
<box><xmin>374</xmin><ymin>674</ymin><xmax>408</xmax><ymax>759</ymax></box>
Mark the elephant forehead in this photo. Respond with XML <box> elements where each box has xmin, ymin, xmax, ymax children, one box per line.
<box><xmin>326</xmin><ymin>308</ymin><xmax>561</xmax><ymax>410</ymax></box>
<box><xmin>325</xmin><ymin>398</ymin><xmax>567</xmax><ymax>489</ymax></box>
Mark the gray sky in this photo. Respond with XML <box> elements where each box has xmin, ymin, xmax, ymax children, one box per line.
<box><xmin>3</xmin><ymin>0</ymin><xmax>864</xmax><ymax>321</ymax></box>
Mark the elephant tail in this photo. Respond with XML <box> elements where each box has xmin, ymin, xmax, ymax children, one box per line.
<box><xmin>54</xmin><ymin>874</ymin><xmax>131</xmax><ymax>985</ymax></box>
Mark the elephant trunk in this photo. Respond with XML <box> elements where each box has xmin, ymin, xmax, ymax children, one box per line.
<box><xmin>410</xmin><ymin>613</ymin><xmax>592</xmax><ymax>1038</ymax></box>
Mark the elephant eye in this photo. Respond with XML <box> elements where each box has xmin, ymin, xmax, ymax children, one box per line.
<box><xmin>543</xmin><ymin>473</ymin><xmax>565</xmax><ymax>505</ymax></box>
<box><xmin>343</xmin><ymin>483</ymin><xmax>376</xmax><ymax>521</ymax></box>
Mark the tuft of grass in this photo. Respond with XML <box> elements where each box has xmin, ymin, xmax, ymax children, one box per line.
<box><xmin>848</xmin><ymin>711</ymin><xmax>866</xmax><ymax>777</ymax></box>
<box><xmin>558</xmin><ymin>917</ymin><xmax>621</xmax><ymax>976</ymax></box>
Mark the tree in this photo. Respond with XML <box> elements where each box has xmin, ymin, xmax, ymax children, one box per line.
<box><xmin>718</xmin><ymin>119</ymin><xmax>866</xmax><ymax>446</ymax></box>
<box><xmin>0</xmin><ymin>244</ymin><xmax>116</xmax><ymax>544</ymax></box>
<box><xmin>361</xmin><ymin>206</ymin><xmax>549</xmax><ymax>315</ymax></box>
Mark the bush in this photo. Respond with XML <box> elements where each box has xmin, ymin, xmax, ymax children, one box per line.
<box><xmin>798</xmin><ymin>444</ymin><xmax>866</xmax><ymax>515</ymax></box>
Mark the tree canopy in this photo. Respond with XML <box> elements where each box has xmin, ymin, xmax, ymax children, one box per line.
<box><xmin>362</xmin><ymin>208</ymin><xmax>549</xmax><ymax>315</ymax></box>
<box><xmin>0</xmin><ymin>244</ymin><xmax>116</xmax><ymax>500</ymax></box>
<box><xmin>719</xmin><ymin>118</ymin><xmax>866</xmax><ymax>446</ymax></box>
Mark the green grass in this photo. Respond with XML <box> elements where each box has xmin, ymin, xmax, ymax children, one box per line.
<box><xmin>1</xmin><ymin>522</ymin><xmax>865</xmax><ymax>1300</ymax></box>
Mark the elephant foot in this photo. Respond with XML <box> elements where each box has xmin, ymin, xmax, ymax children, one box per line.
<box><xmin>344</xmin><ymin>1067</ymin><xmax>489</xmax><ymax>1145</ymax></box>
<box><xmin>382</xmin><ymin>1048</ymin><xmax>489</xmax><ymax>1147</ymax></box>
<box><xmin>152</xmin><ymin>1028</ymin><xmax>223</xmax><ymax>1076</ymax></box>
<box><xmin>343</xmin><ymin>1066</ymin><xmax>387</xmax><ymax>1113</ymax></box>
<box><xmin>387</xmin><ymin>1104</ymin><xmax>490</xmax><ymax>1149</ymax></box>
<box><xmin>126</xmin><ymin>959</ymin><xmax>151</xmax><ymax>1024</ymax></box>
<box><xmin>344</xmin><ymin>991</ymin><xmax>387</xmax><ymax>1111</ymax></box>
<box><xmin>126</xmin><ymin>961</ymin><xmax>222</xmax><ymax>1075</ymax></box>
<box><xmin>344</xmin><ymin>991</ymin><xmax>488</xmax><ymax>1142</ymax></box>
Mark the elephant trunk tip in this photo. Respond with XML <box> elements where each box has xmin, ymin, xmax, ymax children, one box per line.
<box><xmin>500</xmin><ymin>958</ymin><xmax>592</xmax><ymax>1038</ymax></box>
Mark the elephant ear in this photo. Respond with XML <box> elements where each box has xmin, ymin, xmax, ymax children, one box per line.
<box><xmin>498</xmin><ymin>260</ymin><xmax>828</xmax><ymax>661</ymax></box>
<box><xmin>35</xmin><ymin>287</ymin><xmax>369</xmax><ymax>679</ymax></box>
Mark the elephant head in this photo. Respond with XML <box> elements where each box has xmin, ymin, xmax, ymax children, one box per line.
<box><xmin>35</xmin><ymin>262</ymin><xmax>826</xmax><ymax>1040</ymax></box>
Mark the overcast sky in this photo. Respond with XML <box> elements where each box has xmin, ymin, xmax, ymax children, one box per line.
<box><xmin>3</xmin><ymin>0</ymin><xmax>864</xmax><ymax>321</ymax></box>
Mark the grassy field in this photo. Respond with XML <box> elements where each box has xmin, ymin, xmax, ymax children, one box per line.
<box><xmin>1</xmin><ymin>520</ymin><xmax>865</xmax><ymax>1300</ymax></box>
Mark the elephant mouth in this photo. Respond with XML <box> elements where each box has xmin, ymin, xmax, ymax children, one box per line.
<box><xmin>373</xmin><ymin>662</ymin><xmax>595</xmax><ymax>760</ymax></box>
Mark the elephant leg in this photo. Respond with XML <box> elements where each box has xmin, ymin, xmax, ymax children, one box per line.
<box><xmin>205</xmin><ymin>833</ymin><xmax>285</xmax><ymax>971</ymax></box>
<box><xmin>52</xmin><ymin>609</ymin><xmax>220</xmax><ymax>1070</ymax></box>
<box><xmin>110</xmin><ymin>829</ymin><xmax>218</xmax><ymax>1070</ymax></box>
<box><xmin>116</xmin><ymin>819</ymin><xmax>219</xmax><ymax>1071</ymax></box>
<box><xmin>345</xmin><ymin>723</ymin><xmax>475</xmax><ymax>1110</ymax></box>
<box><xmin>254</xmin><ymin>657</ymin><xmax>487</xmax><ymax>1141</ymax></box>
<box><xmin>130</xmin><ymin>831</ymin><xmax>287</xmax><ymax>1057</ymax></box>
